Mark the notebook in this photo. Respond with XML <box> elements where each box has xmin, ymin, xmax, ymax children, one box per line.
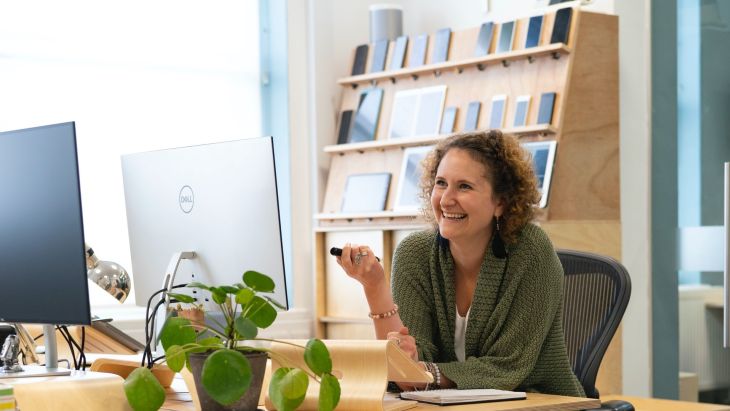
<box><xmin>400</xmin><ymin>389</ymin><xmax>526</xmax><ymax>405</ymax></box>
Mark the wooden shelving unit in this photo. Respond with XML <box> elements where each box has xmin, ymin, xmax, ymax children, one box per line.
<box><xmin>323</xmin><ymin>124</ymin><xmax>557</xmax><ymax>154</ymax></box>
<box><xmin>337</xmin><ymin>43</ymin><xmax>572</xmax><ymax>86</ymax></box>
<box><xmin>314</xmin><ymin>7</ymin><xmax>621</xmax><ymax>394</ymax></box>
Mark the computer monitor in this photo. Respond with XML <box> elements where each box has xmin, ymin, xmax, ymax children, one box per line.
<box><xmin>0</xmin><ymin>122</ymin><xmax>90</xmax><ymax>376</ymax></box>
<box><xmin>121</xmin><ymin>137</ymin><xmax>288</xmax><ymax>319</ymax></box>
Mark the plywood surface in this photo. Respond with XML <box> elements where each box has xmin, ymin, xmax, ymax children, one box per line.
<box><xmin>602</xmin><ymin>395</ymin><xmax>730</xmax><ymax>411</ymax></box>
<box><xmin>7</xmin><ymin>371</ymin><xmax>131</xmax><ymax>411</ymax></box>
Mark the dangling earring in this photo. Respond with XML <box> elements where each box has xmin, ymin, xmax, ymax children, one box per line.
<box><xmin>492</xmin><ymin>216</ymin><xmax>507</xmax><ymax>259</ymax></box>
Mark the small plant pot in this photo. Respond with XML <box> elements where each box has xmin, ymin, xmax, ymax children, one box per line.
<box><xmin>175</xmin><ymin>307</ymin><xmax>206</xmax><ymax>333</ymax></box>
<box><xmin>188</xmin><ymin>351</ymin><xmax>267</xmax><ymax>411</ymax></box>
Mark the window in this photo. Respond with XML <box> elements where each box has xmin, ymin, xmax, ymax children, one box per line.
<box><xmin>0</xmin><ymin>1</ymin><xmax>263</xmax><ymax>305</ymax></box>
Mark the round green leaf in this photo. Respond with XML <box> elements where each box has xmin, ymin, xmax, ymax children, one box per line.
<box><xmin>201</xmin><ymin>349</ymin><xmax>252</xmax><ymax>406</ymax></box>
<box><xmin>247</xmin><ymin>296</ymin><xmax>277</xmax><ymax>328</ymax></box>
<box><xmin>264</xmin><ymin>295</ymin><xmax>286</xmax><ymax>310</ymax></box>
<box><xmin>243</xmin><ymin>270</ymin><xmax>275</xmax><ymax>292</ymax></box>
<box><xmin>159</xmin><ymin>317</ymin><xmax>196</xmax><ymax>352</ymax></box>
<box><xmin>268</xmin><ymin>368</ymin><xmax>307</xmax><ymax>411</ymax></box>
<box><xmin>165</xmin><ymin>345</ymin><xmax>186</xmax><ymax>372</ymax></box>
<box><xmin>220</xmin><ymin>285</ymin><xmax>240</xmax><ymax>294</ymax></box>
<box><xmin>234</xmin><ymin>317</ymin><xmax>258</xmax><ymax>339</ymax></box>
<box><xmin>124</xmin><ymin>367</ymin><xmax>166</xmax><ymax>411</ymax></box>
<box><xmin>186</xmin><ymin>281</ymin><xmax>210</xmax><ymax>290</ymax></box>
<box><xmin>196</xmin><ymin>337</ymin><xmax>223</xmax><ymax>350</ymax></box>
<box><xmin>167</xmin><ymin>292</ymin><xmax>195</xmax><ymax>304</ymax></box>
<box><xmin>304</xmin><ymin>339</ymin><xmax>332</xmax><ymax>376</ymax></box>
<box><xmin>211</xmin><ymin>287</ymin><xmax>227</xmax><ymax>304</ymax></box>
<box><xmin>279</xmin><ymin>368</ymin><xmax>309</xmax><ymax>400</ymax></box>
<box><xmin>318</xmin><ymin>373</ymin><xmax>341</xmax><ymax>411</ymax></box>
<box><xmin>236</xmin><ymin>288</ymin><xmax>255</xmax><ymax>305</ymax></box>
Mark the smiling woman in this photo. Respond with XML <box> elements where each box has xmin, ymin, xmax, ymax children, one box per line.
<box><xmin>336</xmin><ymin>130</ymin><xmax>585</xmax><ymax>397</ymax></box>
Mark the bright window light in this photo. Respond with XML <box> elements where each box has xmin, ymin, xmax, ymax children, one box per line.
<box><xmin>0</xmin><ymin>1</ymin><xmax>262</xmax><ymax>306</ymax></box>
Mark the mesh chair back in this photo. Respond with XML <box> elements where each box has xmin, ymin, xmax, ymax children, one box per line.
<box><xmin>558</xmin><ymin>249</ymin><xmax>631</xmax><ymax>399</ymax></box>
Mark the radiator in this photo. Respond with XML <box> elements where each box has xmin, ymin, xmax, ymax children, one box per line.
<box><xmin>679</xmin><ymin>285</ymin><xmax>730</xmax><ymax>391</ymax></box>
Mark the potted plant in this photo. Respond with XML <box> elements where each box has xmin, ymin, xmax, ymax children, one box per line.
<box><xmin>123</xmin><ymin>270</ymin><xmax>341</xmax><ymax>411</ymax></box>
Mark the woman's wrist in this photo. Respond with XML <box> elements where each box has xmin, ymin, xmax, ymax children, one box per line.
<box><xmin>362</xmin><ymin>278</ymin><xmax>393</xmax><ymax>310</ymax></box>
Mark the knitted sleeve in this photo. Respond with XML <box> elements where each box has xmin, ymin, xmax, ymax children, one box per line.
<box><xmin>391</xmin><ymin>231</ymin><xmax>439</xmax><ymax>361</ymax></box>
<box><xmin>438</xmin><ymin>229</ymin><xmax>564</xmax><ymax>389</ymax></box>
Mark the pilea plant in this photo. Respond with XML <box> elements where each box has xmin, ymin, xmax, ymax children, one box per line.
<box><xmin>123</xmin><ymin>270</ymin><xmax>340</xmax><ymax>411</ymax></box>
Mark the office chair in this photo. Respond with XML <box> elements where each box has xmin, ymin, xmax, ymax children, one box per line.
<box><xmin>558</xmin><ymin>249</ymin><xmax>634</xmax><ymax>411</ymax></box>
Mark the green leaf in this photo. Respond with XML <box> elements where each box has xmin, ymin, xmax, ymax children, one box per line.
<box><xmin>268</xmin><ymin>368</ymin><xmax>307</xmax><ymax>411</ymax></box>
<box><xmin>318</xmin><ymin>373</ymin><xmax>341</xmax><ymax>411</ymax></box>
<box><xmin>280</xmin><ymin>368</ymin><xmax>308</xmax><ymax>400</ymax></box>
<box><xmin>165</xmin><ymin>345</ymin><xmax>187</xmax><ymax>372</ymax></box>
<box><xmin>159</xmin><ymin>317</ymin><xmax>196</xmax><ymax>352</ymax></box>
<box><xmin>220</xmin><ymin>285</ymin><xmax>240</xmax><ymax>294</ymax></box>
<box><xmin>264</xmin><ymin>295</ymin><xmax>286</xmax><ymax>310</ymax></box>
<box><xmin>201</xmin><ymin>349</ymin><xmax>252</xmax><ymax>406</ymax></box>
<box><xmin>235</xmin><ymin>317</ymin><xmax>258</xmax><ymax>339</ymax></box>
<box><xmin>167</xmin><ymin>292</ymin><xmax>195</xmax><ymax>304</ymax></box>
<box><xmin>197</xmin><ymin>337</ymin><xmax>223</xmax><ymax>350</ymax></box>
<box><xmin>211</xmin><ymin>287</ymin><xmax>227</xmax><ymax>304</ymax></box>
<box><xmin>186</xmin><ymin>281</ymin><xmax>211</xmax><ymax>290</ymax></box>
<box><xmin>243</xmin><ymin>270</ymin><xmax>275</xmax><ymax>292</ymax></box>
<box><xmin>304</xmin><ymin>339</ymin><xmax>332</xmax><ymax>376</ymax></box>
<box><xmin>124</xmin><ymin>367</ymin><xmax>166</xmax><ymax>411</ymax></box>
<box><xmin>247</xmin><ymin>296</ymin><xmax>277</xmax><ymax>328</ymax></box>
<box><xmin>236</xmin><ymin>288</ymin><xmax>255</xmax><ymax>305</ymax></box>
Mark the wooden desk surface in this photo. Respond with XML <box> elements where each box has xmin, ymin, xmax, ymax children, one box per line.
<box><xmin>162</xmin><ymin>375</ymin><xmax>599</xmax><ymax>411</ymax></box>
<box><xmin>602</xmin><ymin>395</ymin><xmax>730</xmax><ymax>411</ymax></box>
<box><xmin>5</xmin><ymin>370</ymin><xmax>131</xmax><ymax>411</ymax></box>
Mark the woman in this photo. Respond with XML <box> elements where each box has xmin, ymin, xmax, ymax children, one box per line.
<box><xmin>337</xmin><ymin>130</ymin><xmax>585</xmax><ymax>396</ymax></box>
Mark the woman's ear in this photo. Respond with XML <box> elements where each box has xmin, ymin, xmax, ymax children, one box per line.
<box><xmin>494</xmin><ymin>197</ymin><xmax>506</xmax><ymax>218</ymax></box>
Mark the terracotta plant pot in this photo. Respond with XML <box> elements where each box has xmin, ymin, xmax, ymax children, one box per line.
<box><xmin>175</xmin><ymin>307</ymin><xmax>206</xmax><ymax>333</ymax></box>
<box><xmin>188</xmin><ymin>351</ymin><xmax>267</xmax><ymax>411</ymax></box>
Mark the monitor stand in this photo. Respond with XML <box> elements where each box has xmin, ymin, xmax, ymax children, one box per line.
<box><xmin>0</xmin><ymin>324</ymin><xmax>71</xmax><ymax>379</ymax></box>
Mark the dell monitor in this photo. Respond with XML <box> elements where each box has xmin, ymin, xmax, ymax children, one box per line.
<box><xmin>122</xmin><ymin>137</ymin><xmax>288</xmax><ymax>325</ymax></box>
<box><xmin>0</xmin><ymin>122</ymin><xmax>90</xmax><ymax>376</ymax></box>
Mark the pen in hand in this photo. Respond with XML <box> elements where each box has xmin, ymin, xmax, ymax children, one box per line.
<box><xmin>329</xmin><ymin>247</ymin><xmax>381</xmax><ymax>262</ymax></box>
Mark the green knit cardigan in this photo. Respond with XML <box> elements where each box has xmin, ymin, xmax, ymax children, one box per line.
<box><xmin>391</xmin><ymin>223</ymin><xmax>585</xmax><ymax>397</ymax></box>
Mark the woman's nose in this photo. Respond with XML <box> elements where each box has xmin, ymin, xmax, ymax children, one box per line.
<box><xmin>440</xmin><ymin>186</ymin><xmax>456</xmax><ymax>206</ymax></box>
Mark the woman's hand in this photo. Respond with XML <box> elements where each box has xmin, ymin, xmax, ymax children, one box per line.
<box><xmin>336</xmin><ymin>243</ymin><xmax>386</xmax><ymax>290</ymax></box>
<box><xmin>387</xmin><ymin>326</ymin><xmax>418</xmax><ymax>362</ymax></box>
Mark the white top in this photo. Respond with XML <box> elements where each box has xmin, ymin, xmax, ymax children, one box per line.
<box><xmin>454</xmin><ymin>305</ymin><xmax>470</xmax><ymax>362</ymax></box>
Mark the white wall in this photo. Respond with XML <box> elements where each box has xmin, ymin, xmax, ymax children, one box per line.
<box><xmin>298</xmin><ymin>0</ymin><xmax>655</xmax><ymax>397</ymax></box>
<box><xmin>615</xmin><ymin>0</ymin><xmax>652</xmax><ymax>397</ymax></box>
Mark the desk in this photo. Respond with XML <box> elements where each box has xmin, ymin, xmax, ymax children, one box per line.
<box><xmin>602</xmin><ymin>395</ymin><xmax>730</xmax><ymax>411</ymax></box>
<box><xmin>161</xmin><ymin>375</ymin><xmax>599</xmax><ymax>411</ymax></box>
<box><xmin>5</xmin><ymin>370</ymin><xmax>130</xmax><ymax>411</ymax></box>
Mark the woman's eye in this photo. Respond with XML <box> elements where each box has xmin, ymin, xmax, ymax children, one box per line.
<box><xmin>459</xmin><ymin>183</ymin><xmax>472</xmax><ymax>190</ymax></box>
<box><xmin>435</xmin><ymin>179</ymin><xmax>446</xmax><ymax>187</ymax></box>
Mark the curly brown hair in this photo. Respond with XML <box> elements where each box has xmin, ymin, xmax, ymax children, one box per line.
<box><xmin>419</xmin><ymin>130</ymin><xmax>540</xmax><ymax>245</ymax></box>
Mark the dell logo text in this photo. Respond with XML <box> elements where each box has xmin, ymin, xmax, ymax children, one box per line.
<box><xmin>179</xmin><ymin>185</ymin><xmax>194</xmax><ymax>213</ymax></box>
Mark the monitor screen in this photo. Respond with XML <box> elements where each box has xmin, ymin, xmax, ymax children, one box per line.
<box><xmin>122</xmin><ymin>137</ymin><xmax>288</xmax><ymax>311</ymax></box>
<box><xmin>0</xmin><ymin>122</ymin><xmax>90</xmax><ymax>325</ymax></box>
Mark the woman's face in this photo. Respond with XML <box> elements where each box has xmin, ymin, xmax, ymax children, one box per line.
<box><xmin>430</xmin><ymin>148</ymin><xmax>504</xmax><ymax>247</ymax></box>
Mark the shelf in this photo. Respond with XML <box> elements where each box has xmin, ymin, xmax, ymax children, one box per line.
<box><xmin>314</xmin><ymin>211</ymin><xmax>429</xmax><ymax>232</ymax></box>
<box><xmin>324</xmin><ymin>125</ymin><xmax>557</xmax><ymax>154</ymax></box>
<box><xmin>315</xmin><ymin>211</ymin><xmax>419</xmax><ymax>220</ymax></box>
<box><xmin>337</xmin><ymin>43</ymin><xmax>572</xmax><ymax>87</ymax></box>
<box><xmin>319</xmin><ymin>316</ymin><xmax>371</xmax><ymax>324</ymax></box>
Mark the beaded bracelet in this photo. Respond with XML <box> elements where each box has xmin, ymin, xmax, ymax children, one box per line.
<box><xmin>368</xmin><ymin>304</ymin><xmax>399</xmax><ymax>320</ymax></box>
<box><xmin>431</xmin><ymin>362</ymin><xmax>442</xmax><ymax>389</ymax></box>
